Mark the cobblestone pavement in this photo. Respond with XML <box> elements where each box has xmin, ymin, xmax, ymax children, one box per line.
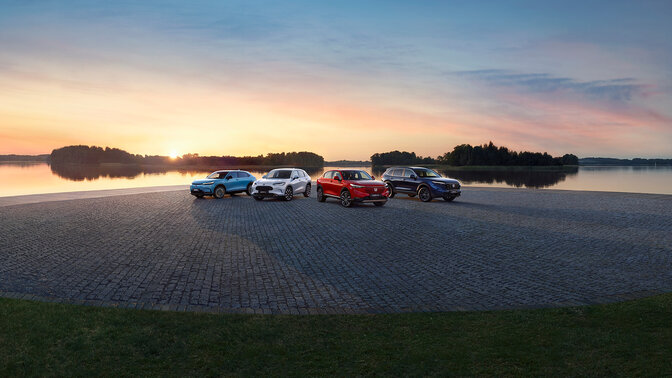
<box><xmin>1</xmin><ymin>187</ymin><xmax>670</xmax><ymax>314</ymax></box>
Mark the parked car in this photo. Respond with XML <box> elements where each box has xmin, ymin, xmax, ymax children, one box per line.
<box><xmin>316</xmin><ymin>169</ymin><xmax>388</xmax><ymax>207</ymax></box>
<box><xmin>382</xmin><ymin>166</ymin><xmax>461</xmax><ymax>202</ymax></box>
<box><xmin>190</xmin><ymin>170</ymin><xmax>256</xmax><ymax>199</ymax></box>
<box><xmin>251</xmin><ymin>168</ymin><xmax>312</xmax><ymax>201</ymax></box>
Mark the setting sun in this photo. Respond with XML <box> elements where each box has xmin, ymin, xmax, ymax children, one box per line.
<box><xmin>169</xmin><ymin>151</ymin><xmax>179</xmax><ymax>159</ymax></box>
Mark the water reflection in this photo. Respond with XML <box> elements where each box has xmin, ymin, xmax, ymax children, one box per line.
<box><xmin>437</xmin><ymin>167</ymin><xmax>579</xmax><ymax>189</ymax></box>
<box><xmin>2</xmin><ymin>162</ymin><xmax>670</xmax><ymax>197</ymax></box>
<box><xmin>49</xmin><ymin>163</ymin><xmax>324</xmax><ymax>182</ymax></box>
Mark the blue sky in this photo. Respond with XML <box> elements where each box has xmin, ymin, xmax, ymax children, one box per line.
<box><xmin>1</xmin><ymin>0</ymin><xmax>670</xmax><ymax>158</ymax></box>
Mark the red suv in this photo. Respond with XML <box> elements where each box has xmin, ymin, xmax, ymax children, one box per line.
<box><xmin>316</xmin><ymin>169</ymin><xmax>389</xmax><ymax>207</ymax></box>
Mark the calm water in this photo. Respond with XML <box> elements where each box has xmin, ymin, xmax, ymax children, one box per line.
<box><xmin>1</xmin><ymin>163</ymin><xmax>671</xmax><ymax>197</ymax></box>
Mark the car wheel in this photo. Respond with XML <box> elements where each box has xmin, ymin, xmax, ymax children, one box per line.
<box><xmin>253</xmin><ymin>195</ymin><xmax>263</xmax><ymax>201</ymax></box>
<box><xmin>303</xmin><ymin>184</ymin><xmax>311</xmax><ymax>197</ymax></box>
<box><xmin>418</xmin><ymin>186</ymin><xmax>432</xmax><ymax>202</ymax></box>
<box><xmin>340</xmin><ymin>190</ymin><xmax>352</xmax><ymax>207</ymax></box>
<box><xmin>284</xmin><ymin>186</ymin><xmax>294</xmax><ymax>201</ymax></box>
<box><xmin>385</xmin><ymin>181</ymin><xmax>395</xmax><ymax>198</ymax></box>
<box><xmin>374</xmin><ymin>201</ymin><xmax>386</xmax><ymax>207</ymax></box>
<box><xmin>317</xmin><ymin>186</ymin><xmax>326</xmax><ymax>202</ymax></box>
<box><xmin>246</xmin><ymin>183</ymin><xmax>253</xmax><ymax>196</ymax></box>
<box><xmin>443</xmin><ymin>195</ymin><xmax>456</xmax><ymax>202</ymax></box>
<box><xmin>214</xmin><ymin>185</ymin><xmax>226</xmax><ymax>199</ymax></box>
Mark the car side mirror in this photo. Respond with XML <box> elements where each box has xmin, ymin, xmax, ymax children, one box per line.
<box><xmin>335</xmin><ymin>176</ymin><xmax>341</xmax><ymax>181</ymax></box>
<box><xmin>410</xmin><ymin>175</ymin><xmax>417</xmax><ymax>179</ymax></box>
<box><xmin>262</xmin><ymin>175</ymin><xmax>267</xmax><ymax>179</ymax></box>
<box><xmin>371</xmin><ymin>176</ymin><xmax>375</xmax><ymax>180</ymax></box>
<box><xmin>292</xmin><ymin>176</ymin><xmax>298</xmax><ymax>180</ymax></box>
<box><xmin>226</xmin><ymin>176</ymin><xmax>232</xmax><ymax>180</ymax></box>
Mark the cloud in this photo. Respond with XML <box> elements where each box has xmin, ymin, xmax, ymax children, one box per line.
<box><xmin>452</xmin><ymin>69</ymin><xmax>649</xmax><ymax>102</ymax></box>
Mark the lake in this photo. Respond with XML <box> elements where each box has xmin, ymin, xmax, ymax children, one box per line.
<box><xmin>1</xmin><ymin>162</ymin><xmax>671</xmax><ymax>197</ymax></box>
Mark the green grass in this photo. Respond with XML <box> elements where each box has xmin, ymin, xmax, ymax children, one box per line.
<box><xmin>1</xmin><ymin>295</ymin><xmax>671</xmax><ymax>376</ymax></box>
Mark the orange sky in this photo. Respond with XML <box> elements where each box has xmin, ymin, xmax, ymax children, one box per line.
<box><xmin>1</xmin><ymin>1</ymin><xmax>671</xmax><ymax>159</ymax></box>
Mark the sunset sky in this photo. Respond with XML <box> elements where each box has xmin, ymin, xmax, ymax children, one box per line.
<box><xmin>1</xmin><ymin>1</ymin><xmax>671</xmax><ymax>160</ymax></box>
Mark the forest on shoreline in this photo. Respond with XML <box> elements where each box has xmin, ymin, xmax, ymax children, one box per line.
<box><xmin>48</xmin><ymin>145</ymin><xmax>325</xmax><ymax>167</ymax></box>
<box><xmin>371</xmin><ymin>142</ymin><xmax>579</xmax><ymax>166</ymax></box>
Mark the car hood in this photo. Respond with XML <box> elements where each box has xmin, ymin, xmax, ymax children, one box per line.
<box><xmin>349</xmin><ymin>180</ymin><xmax>386</xmax><ymax>187</ymax></box>
<box><xmin>428</xmin><ymin>177</ymin><xmax>461</xmax><ymax>185</ymax></box>
<box><xmin>192</xmin><ymin>178</ymin><xmax>216</xmax><ymax>185</ymax></box>
<box><xmin>254</xmin><ymin>178</ymin><xmax>289</xmax><ymax>186</ymax></box>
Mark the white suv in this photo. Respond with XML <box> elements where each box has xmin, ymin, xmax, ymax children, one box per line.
<box><xmin>251</xmin><ymin>168</ymin><xmax>312</xmax><ymax>201</ymax></box>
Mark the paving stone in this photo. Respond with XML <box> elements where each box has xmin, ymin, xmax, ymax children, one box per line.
<box><xmin>0</xmin><ymin>188</ymin><xmax>670</xmax><ymax>313</ymax></box>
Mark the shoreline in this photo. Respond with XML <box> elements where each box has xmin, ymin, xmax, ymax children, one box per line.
<box><xmin>2</xmin><ymin>184</ymin><xmax>670</xmax><ymax>208</ymax></box>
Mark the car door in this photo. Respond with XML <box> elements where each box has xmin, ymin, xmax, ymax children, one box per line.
<box><xmin>321</xmin><ymin>170</ymin><xmax>334</xmax><ymax>195</ymax></box>
<box><xmin>227</xmin><ymin>172</ymin><xmax>242</xmax><ymax>191</ymax></box>
<box><xmin>388</xmin><ymin>168</ymin><xmax>403</xmax><ymax>192</ymax></box>
<box><xmin>331</xmin><ymin>171</ymin><xmax>343</xmax><ymax>196</ymax></box>
<box><xmin>403</xmin><ymin>168</ymin><xmax>421</xmax><ymax>192</ymax></box>
<box><xmin>289</xmin><ymin>169</ymin><xmax>303</xmax><ymax>193</ymax></box>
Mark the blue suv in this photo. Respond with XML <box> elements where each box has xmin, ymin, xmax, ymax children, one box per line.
<box><xmin>190</xmin><ymin>170</ymin><xmax>256</xmax><ymax>199</ymax></box>
<box><xmin>382</xmin><ymin>167</ymin><xmax>461</xmax><ymax>202</ymax></box>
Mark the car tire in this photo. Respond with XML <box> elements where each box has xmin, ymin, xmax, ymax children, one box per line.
<box><xmin>317</xmin><ymin>186</ymin><xmax>326</xmax><ymax>202</ymax></box>
<box><xmin>214</xmin><ymin>185</ymin><xmax>226</xmax><ymax>199</ymax></box>
<box><xmin>418</xmin><ymin>186</ymin><xmax>432</xmax><ymax>202</ymax></box>
<box><xmin>443</xmin><ymin>195</ymin><xmax>456</xmax><ymax>202</ymax></box>
<box><xmin>253</xmin><ymin>195</ymin><xmax>263</xmax><ymax>201</ymax></box>
<box><xmin>340</xmin><ymin>190</ymin><xmax>352</xmax><ymax>207</ymax></box>
<box><xmin>374</xmin><ymin>201</ymin><xmax>386</xmax><ymax>207</ymax></box>
<box><xmin>385</xmin><ymin>181</ymin><xmax>395</xmax><ymax>198</ymax></box>
<box><xmin>246</xmin><ymin>183</ymin><xmax>253</xmax><ymax>196</ymax></box>
<box><xmin>303</xmin><ymin>183</ymin><xmax>311</xmax><ymax>197</ymax></box>
<box><xmin>284</xmin><ymin>186</ymin><xmax>294</xmax><ymax>201</ymax></box>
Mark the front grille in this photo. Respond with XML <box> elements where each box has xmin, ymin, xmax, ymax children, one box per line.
<box><xmin>256</xmin><ymin>185</ymin><xmax>272</xmax><ymax>191</ymax></box>
<box><xmin>446</xmin><ymin>183</ymin><xmax>460</xmax><ymax>189</ymax></box>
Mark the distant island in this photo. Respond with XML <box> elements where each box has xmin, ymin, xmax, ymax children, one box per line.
<box><xmin>49</xmin><ymin>145</ymin><xmax>325</xmax><ymax>167</ymax></box>
<box><xmin>0</xmin><ymin>154</ymin><xmax>49</xmax><ymax>162</ymax></box>
<box><xmin>579</xmin><ymin>157</ymin><xmax>672</xmax><ymax>166</ymax></box>
<box><xmin>324</xmin><ymin>160</ymin><xmax>371</xmax><ymax>167</ymax></box>
<box><xmin>371</xmin><ymin>142</ymin><xmax>579</xmax><ymax>167</ymax></box>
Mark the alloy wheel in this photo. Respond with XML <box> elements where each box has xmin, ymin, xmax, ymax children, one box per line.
<box><xmin>285</xmin><ymin>186</ymin><xmax>294</xmax><ymax>201</ymax></box>
<box><xmin>418</xmin><ymin>187</ymin><xmax>431</xmax><ymax>202</ymax></box>
<box><xmin>340</xmin><ymin>191</ymin><xmax>352</xmax><ymax>207</ymax></box>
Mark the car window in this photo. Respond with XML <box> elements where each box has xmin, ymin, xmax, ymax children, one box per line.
<box><xmin>323</xmin><ymin>171</ymin><xmax>334</xmax><ymax>179</ymax></box>
<box><xmin>268</xmin><ymin>169</ymin><xmax>292</xmax><ymax>179</ymax></box>
<box><xmin>238</xmin><ymin>172</ymin><xmax>249</xmax><ymax>178</ymax></box>
<box><xmin>219</xmin><ymin>172</ymin><xmax>230</xmax><ymax>179</ymax></box>
<box><xmin>341</xmin><ymin>170</ymin><xmax>372</xmax><ymax>180</ymax></box>
<box><xmin>403</xmin><ymin>169</ymin><xmax>414</xmax><ymax>178</ymax></box>
<box><xmin>392</xmin><ymin>168</ymin><xmax>402</xmax><ymax>176</ymax></box>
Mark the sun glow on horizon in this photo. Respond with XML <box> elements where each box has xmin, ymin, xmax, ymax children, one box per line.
<box><xmin>169</xmin><ymin>151</ymin><xmax>179</xmax><ymax>159</ymax></box>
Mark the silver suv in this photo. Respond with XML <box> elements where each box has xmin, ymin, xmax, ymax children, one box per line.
<box><xmin>251</xmin><ymin>168</ymin><xmax>312</xmax><ymax>201</ymax></box>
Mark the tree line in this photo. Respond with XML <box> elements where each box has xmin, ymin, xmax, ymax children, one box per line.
<box><xmin>371</xmin><ymin>142</ymin><xmax>579</xmax><ymax>166</ymax></box>
<box><xmin>50</xmin><ymin>146</ymin><xmax>325</xmax><ymax>167</ymax></box>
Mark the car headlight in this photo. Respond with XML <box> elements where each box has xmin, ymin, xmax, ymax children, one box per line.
<box><xmin>351</xmin><ymin>184</ymin><xmax>365</xmax><ymax>188</ymax></box>
<box><xmin>431</xmin><ymin>181</ymin><xmax>445</xmax><ymax>186</ymax></box>
<box><xmin>197</xmin><ymin>181</ymin><xmax>214</xmax><ymax>185</ymax></box>
<box><xmin>273</xmin><ymin>182</ymin><xmax>285</xmax><ymax>186</ymax></box>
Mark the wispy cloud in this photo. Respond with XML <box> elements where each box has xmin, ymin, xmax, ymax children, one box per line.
<box><xmin>453</xmin><ymin>69</ymin><xmax>650</xmax><ymax>102</ymax></box>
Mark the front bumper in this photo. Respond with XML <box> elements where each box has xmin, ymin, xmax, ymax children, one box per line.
<box><xmin>429</xmin><ymin>183</ymin><xmax>461</xmax><ymax>197</ymax></box>
<box><xmin>352</xmin><ymin>195</ymin><xmax>388</xmax><ymax>203</ymax></box>
<box><xmin>251</xmin><ymin>185</ymin><xmax>285</xmax><ymax>197</ymax></box>
<box><xmin>190</xmin><ymin>185</ymin><xmax>213</xmax><ymax>195</ymax></box>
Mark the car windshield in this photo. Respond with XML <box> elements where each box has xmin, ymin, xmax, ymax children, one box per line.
<box><xmin>267</xmin><ymin>169</ymin><xmax>292</xmax><ymax>179</ymax></box>
<box><xmin>341</xmin><ymin>170</ymin><xmax>372</xmax><ymax>180</ymax></box>
<box><xmin>413</xmin><ymin>168</ymin><xmax>441</xmax><ymax>178</ymax></box>
<box><xmin>207</xmin><ymin>171</ymin><xmax>228</xmax><ymax>179</ymax></box>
